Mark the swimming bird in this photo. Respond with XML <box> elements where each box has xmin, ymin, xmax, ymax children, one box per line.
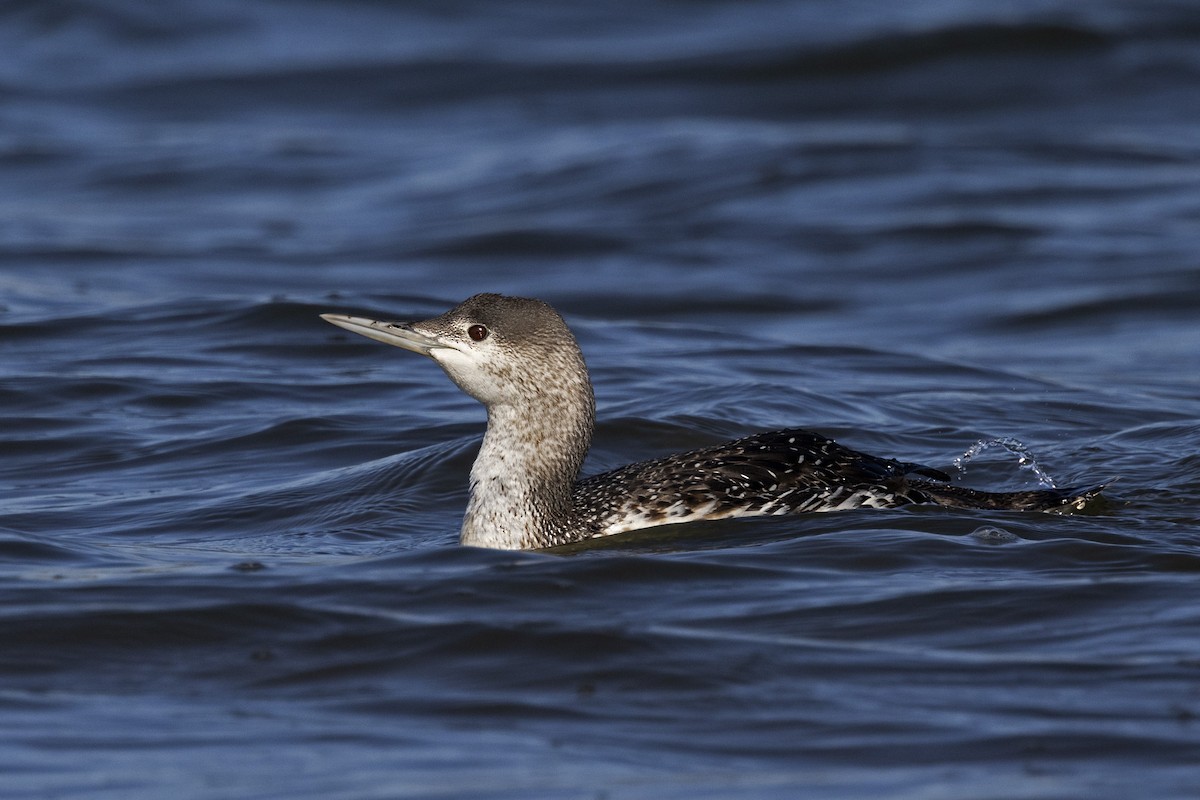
<box><xmin>321</xmin><ymin>293</ymin><xmax>1103</xmax><ymax>550</ymax></box>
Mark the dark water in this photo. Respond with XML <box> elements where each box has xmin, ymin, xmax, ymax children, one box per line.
<box><xmin>4</xmin><ymin>1</ymin><xmax>1200</xmax><ymax>797</ymax></box>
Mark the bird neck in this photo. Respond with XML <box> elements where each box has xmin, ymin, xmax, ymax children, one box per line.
<box><xmin>459</xmin><ymin>383</ymin><xmax>595</xmax><ymax>549</ymax></box>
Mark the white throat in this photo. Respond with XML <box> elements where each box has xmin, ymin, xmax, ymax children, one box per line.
<box><xmin>460</xmin><ymin>391</ymin><xmax>592</xmax><ymax>549</ymax></box>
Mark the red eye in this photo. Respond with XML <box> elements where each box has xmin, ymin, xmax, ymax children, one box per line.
<box><xmin>468</xmin><ymin>324</ymin><xmax>489</xmax><ymax>342</ymax></box>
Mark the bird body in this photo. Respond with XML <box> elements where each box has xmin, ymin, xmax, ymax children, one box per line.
<box><xmin>322</xmin><ymin>294</ymin><xmax>1103</xmax><ymax>550</ymax></box>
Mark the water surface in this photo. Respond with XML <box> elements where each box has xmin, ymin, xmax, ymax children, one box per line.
<box><xmin>3</xmin><ymin>1</ymin><xmax>1200</xmax><ymax>797</ymax></box>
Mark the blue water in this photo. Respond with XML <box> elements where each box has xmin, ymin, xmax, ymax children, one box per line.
<box><xmin>4</xmin><ymin>1</ymin><xmax>1200</xmax><ymax>797</ymax></box>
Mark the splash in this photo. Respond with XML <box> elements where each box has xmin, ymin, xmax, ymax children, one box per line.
<box><xmin>952</xmin><ymin>437</ymin><xmax>1058</xmax><ymax>488</ymax></box>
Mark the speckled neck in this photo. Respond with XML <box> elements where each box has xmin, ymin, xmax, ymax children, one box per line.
<box><xmin>458</xmin><ymin>331</ymin><xmax>595</xmax><ymax>549</ymax></box>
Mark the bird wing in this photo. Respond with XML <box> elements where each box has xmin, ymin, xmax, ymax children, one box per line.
<box><xmin>573</xmin><ymin>428</ymin><xmax>942</xmax><ymax>537</ymax></box>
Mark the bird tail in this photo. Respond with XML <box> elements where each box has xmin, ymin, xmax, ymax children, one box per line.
<box><xmin>909</xmin><ymin>479</ymin><xmax>1111</xmax><ymax>513</ymax></box>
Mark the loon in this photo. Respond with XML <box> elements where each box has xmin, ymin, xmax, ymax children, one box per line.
<box><xmin>321</xmin><ymin>293</ymin><xmax>1103</xmax><ymax>550</ymax></box>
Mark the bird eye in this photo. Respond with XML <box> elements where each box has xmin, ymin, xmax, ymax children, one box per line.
<box><xmin>467</xmin><ymin>324</ymin><xmax>489</xmax><ymax>342</ymax></box>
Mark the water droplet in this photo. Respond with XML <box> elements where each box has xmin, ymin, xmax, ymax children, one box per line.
<box><xmin>952</xmin><ymin>437</ymin><xmax>1058</xmax><ymax>488</ymax></box>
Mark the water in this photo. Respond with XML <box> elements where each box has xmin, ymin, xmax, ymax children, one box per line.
<box><xmin>4</xmin><ymin>1</ymin><xmax>1200</xmax><ymax>797</ymax></box>
<box><xmin>953</xmin><ymin>437</ymin><xmax>1060</xmax><ymax>488</ymax></box>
